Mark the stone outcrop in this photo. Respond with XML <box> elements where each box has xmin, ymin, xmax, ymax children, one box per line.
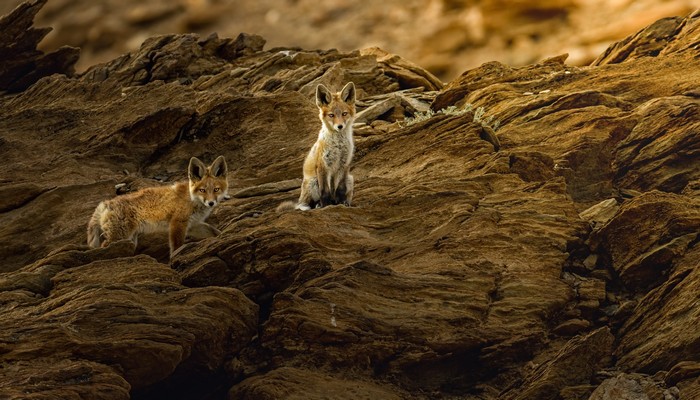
<box><xmin>0</xmin><ymin>1</ymin><xmax>698</xmax><ymax>398</ymax></box>
<box><xmin>0</xmin><ymin>0</ymin><xmax>79</xmax><ymax>92</ymax></box>
<box><xmin>1</xmin><ymin>0</ymin><xmax>696</xmax><ymax>80</ymax></box>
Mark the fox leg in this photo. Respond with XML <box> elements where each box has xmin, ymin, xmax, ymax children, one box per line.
<box><xmin>332</xmin><ymin>172</ymin><xmax>353</xmax><ymax>206</ymax></box>
<box><xmin>297</xmin><ymin>177</ymin><xmax>320</xmax><ymax>210</ymax></box>
<box><xmin>187</xmin><ymin>221</ymin><xmax>221</xmax><ymax>238</ymax></box>
<box><xmin>169</xmin><ymin>218</ymin><xmax>189</xmax><ymax>256</ymax></box>
<box><xmin>343</xmin><ymin>174</ymin><xmax>354</xmax><ymax>206</ymax></box>
<box><xmin>317</xmin><ymin>168</ymin><xmax>334</xmax><ymax>207</ymax></box>
<box><xmin>100</xmin><ymin>210</ymin><xmax>138</xmax><ymax>248</ymax></box>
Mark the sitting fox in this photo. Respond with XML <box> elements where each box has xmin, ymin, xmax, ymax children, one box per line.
<box><xmin>279</xmin><ymin>82</ymin><xmax>356</xmax><ymax>211</ymax></box>
<box><xmin>87</xmin><ymin>156</ymin><xmax>228</xmax><ymax>257</ymax></box>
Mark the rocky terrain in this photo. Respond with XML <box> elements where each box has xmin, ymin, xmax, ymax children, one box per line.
<box><xmin>1</xmin><ymin>1</ymin><xmax>699</xmax><ymax>399</ymax></box>
<box><xmin>0</xmin><ymin>0</ymin><xmax>698</xmax><ymax>81</ymax></box>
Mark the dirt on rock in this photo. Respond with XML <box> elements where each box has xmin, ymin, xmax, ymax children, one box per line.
<box><xmin>0</xmin><ymin>1</ymin><xmax>699</xmax><ymax>399</ymax></box>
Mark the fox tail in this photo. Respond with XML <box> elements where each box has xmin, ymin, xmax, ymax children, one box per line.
<box><xmin>276</xmin><ymin>201</ymin><xmax>297</xmax><ymax>212</ymax></box>
<box><xmin>87</xmin><ymin>201</ymin><xmax>107</xmax><ymax>248</ymax></box>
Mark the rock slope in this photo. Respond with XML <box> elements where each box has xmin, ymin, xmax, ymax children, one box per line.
<box><xmin>0</xmin><ymin>1</ymin><xmax>698</xmax><ymax>399</ymax></box>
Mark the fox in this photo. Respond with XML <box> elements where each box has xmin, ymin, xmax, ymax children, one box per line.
<box><xmin>278</xmin><ymin>82</ymin><xmax>356</xmax><ymax>211</ymax></box>
<box><xmin>87</xmin><ymin>156</ymin><xmax>228</xmax><ymax>257</ymax></box>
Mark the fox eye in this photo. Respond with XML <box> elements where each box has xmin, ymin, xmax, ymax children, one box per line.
<box><xmin>342</xmin><ymin>112</ymin><xmax>348</xmax><ymax>116</ymax></box>
<box><xmin>214</xmin><ymin>188</ymin><xmax>220</xmax><ymax>192</ymax></box>
<box><xmin>328</xmin><ymin>113</ymin><xmax>334</xmax><ymax>118</ymax></box>
<box><xmin>199</xmin><ymin>189</ymin><xmax>206</xmax><ymax>193</ymax></box>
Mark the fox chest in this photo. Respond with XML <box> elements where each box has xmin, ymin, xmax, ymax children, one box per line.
<box><xmin>320</xmin><ymin>137</ymin><xmax>353</xmax><ymax>168</ymax></box>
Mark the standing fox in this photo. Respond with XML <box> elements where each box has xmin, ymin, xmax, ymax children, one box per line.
<box><xmin>279</xmin><ymin>82</ymin><xmax>356</xmax><ymax>211</ymax></box>
<box><xmin>87</xmin><ymin>156</ymin><xmax>228</xmax><ymax>257</ymax></box>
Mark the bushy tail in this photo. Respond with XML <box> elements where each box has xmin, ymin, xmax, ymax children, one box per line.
<box><xmin>276</xmin><ymin>201</ymin><xmax>297</xmax><ymax>212</ymax></box>
<box><xmin>87</xmin><ymin>202</ymin><xmax>107</xmax><ymax>248</ymax></box>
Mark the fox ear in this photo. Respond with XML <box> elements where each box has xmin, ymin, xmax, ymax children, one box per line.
<box><xmin>316</xmin><ymin>84</ymin><xmax>332</xmax><ymax>107</ymax></box>
<box><xmin>209</xmin><ymin>155</ymin><xmax>227</xmax><ymax>178</ymax></box>
<box><xmin>340</xmin><ymin>82</ymin><xmax>355</xmax><ymax>104</ymax></box>
<box><xmin>188</xmin><ymin>157</ymin><xmax>207</xmax><ymax>181</ymax></box>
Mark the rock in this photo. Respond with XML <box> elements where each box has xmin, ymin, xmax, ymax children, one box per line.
<box><xmin>552</xmin><ymin>319</ymin><xmax>591</xmax><ymax>337</ymax></box>
<box><xmin>232</xmin><ymin>179</ymin><xmax>302</xmax><ymax>198</ymax></box>
<box><xmin>577</xmin><ymin>278</ymin><xmax>606</xmax><ymax>302</ymax></box>
<box><xmin>228</xmin><ymin>367</ymin><xmax>408</xmax><ymax>400</ymax></box>
<box><xmin>0</xmin><ymin>251</ymin><xmax>259</xmax><ymax>395</ymax></box>
<box><xmin>559</xmin><ymin>384</ymin><xmax>595</xmax><ymax>400</ymax></box>
<box><xmin>588</xmin><ymin>373</ymin><xmax>667</xmax><ymax>400</ymax></box>
<box><xmin>6</xmin><ymin>0</ymin><xmax>696</xmax><ymax>81</ymax></box>
<box><xmin>589</xmin><ymin>191</ymin><xmax>700</xmax><ymax>290</ymax></box>
<box><xmin>677</xmin><ymin>377</ymin><xmax>700</xmax><ymax>399</ymax></box>
<box><xmin>612</xmin><ymin>96</ymin><xmax>700</xmax><ymax>193</ymax></box>
<box><xmin>501</xmin><ymin>327</ymin><xmax>614</xmax><ymax>400</ymax></box>
<box><xmin>1</xmin><ymin>3</ymin><xmax>700</xmax><ymax>399</ymax></box>
<box><xmin>615</xmin><ymin>244</ymin><xmax>700</xmax><ymax>374</ymax></box>
<box><xmin>578</xmin><ymin>198</ymin><xmax>619</xmax><ymax>227</ymax></box>
<box><xmin>592</xmin><ymin>16</ymin><xmax>687</xmax><ymax>66</ymax></box>
<box><xmin>0</xmin><ymin>359</ymin><xmax>131</xmax><ymax>400</ymax></box>
<box><xmin>666</xmin><ymin>361</ymin><xmax>700</xmax><ymax>386</ymax></box>
<box><xmin>0</xmin><ymin>0</ymin><xmax>79</xmax><ymax>92</ymax></box>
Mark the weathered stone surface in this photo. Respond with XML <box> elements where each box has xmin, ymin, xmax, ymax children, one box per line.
<box><xmin>4</xmin><ymin>0</ymin><xmax>695</xmax><ymax>81</ymax></box>
<box><xmin>589</xmin><ymin>191</ymin><xmax>700</xmax><ymax>290</ymax></box>
<box><xmin>0</xmin><ymin>250</ymin><xmax>259</xmax><ymax>396</ymax></box>
<box><xmin>578</xmin><ymin>198</ymin><xmax>619</xmax><ymax>227</ymax></box>
<box><xmin>677</xmin><ymin>376</ymin><xmax>700</xmax><ymax>399</ymax></box>
<box><xmin>592</xmin><ymin>11</ymin><xmax>699</xmax><ymax>66</ymax></box>
<box><xmin>0</xmin><ymin>359</ymin><xmax>131</xmax><ymax>400</ymax></box>
<box><xmin>612</xmin><ymin>96</ymin><xmax>700</xmax><ymax>193</ymax></box>
<box><xmin>666</xmin><ymin>361</ymin><xmax>700</xmax><ymax>386</ymax></box>
<box><xmin>501</xmin><ymin>327</ymin><xmax>614</xmax><ymax>400</ymax></box>
<box><xmin>615</xmin><ymin>244</ymin><xmax>700</xmax><ymax>373</ymax></box>
<box><xmin>228</xmin><ymin>367</ymin><xmax>408</xmax><ymax>400</ymax></box>
<box><xmin>588</xmin><ymin>373</ymin><xmax>669</xmax><ymax>400</ymax></box>
<box><xmin>1</xmin><ymin>2</ymin><xmax>700</xmax><ymax>398</ymax></box>
<box><xmin>0</xmin><ymin>0</ymin><xmax>79</xmax><ymax>92</ymax></box>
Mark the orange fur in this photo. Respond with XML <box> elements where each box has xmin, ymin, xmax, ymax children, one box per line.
<box><xmin>281</xmin><ymin>82</ymin><xmax>356</xmax><ymax>211</ymax></box>
<box><xmin>87</xmin><ymin>156</ymin><xmax>228</xmax><ymax>256</ymax></box>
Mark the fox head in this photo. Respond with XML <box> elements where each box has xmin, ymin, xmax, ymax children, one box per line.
<box><xmin>316</xmin><ymin>82</ymin><xmax>356</xmax><ymax>133</ymax></box>
<box><xmin>188</xmin><ymin>155</ymin><xmax>228</xmax><ymax>208</ymax></box>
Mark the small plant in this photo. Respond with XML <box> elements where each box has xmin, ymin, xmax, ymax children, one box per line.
<box><xmin>402</xmin><ymin>103</ymin><xmax>500</xmax><ymax>131</ymax></box>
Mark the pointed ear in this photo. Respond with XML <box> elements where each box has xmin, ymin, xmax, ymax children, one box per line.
<box><xmin>340</xmin><ymin>82</ymin><xmax>355</xmax><ymax>104</ymax></box>
<box><xmin>209</xmin><ymin>155</ymin><xmax>227</xmax><ymax>178</ymax></box>
<box><xmin>188</xmin><ymin>157</ymin><xmax>207</xmax><ymax>181</ymax></box>
<box><xmin>316</xmin><ymin>84</ymin><xmax>332</xmax><ymax>107</ymax></box>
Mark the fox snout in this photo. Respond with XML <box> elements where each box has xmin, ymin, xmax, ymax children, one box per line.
<box><xmin>328</xmin><ymin>114</ymin><xmax>353</xmax><ymax>132</ymax></box>
<box><xmin>188</xmin><ymin>155</ymin><xmax>228</xmax><ymax>209</ymax></box>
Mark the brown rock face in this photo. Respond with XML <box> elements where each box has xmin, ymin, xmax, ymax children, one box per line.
<box><xmin>1</xmin><ymin>0</ymin><xmax>697</xmax><ymax>81</ymax></box>
<box><xmin>1</xmin><ymin>1</ymin><xmax>699</xmax><ymax>398</ymax></box>
<box><xmin>0</xmin><ymin>0</ymin><xmax>79</xmax><ymax>92</ymax></box>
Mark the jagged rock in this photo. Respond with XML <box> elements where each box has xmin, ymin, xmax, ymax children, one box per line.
<box><xmin>678</xmin><ymin>377</ymin><xmax>700</xmax><ymax>399</ymax></box>
<box><xmin>0</xmin><ymin>0</ymin><xmax>79</xmax><ymax>92</ymax></box>
<box><xmin>666</xmin><ymin>361</ymin><xmax>700</xmax><ymax>386</ymax></box>
<box><xmin>501</xmin><ymin>327</ymin><xmax>614</xmax><ymax>400</ymax></box>
<box><xmin>0</xmin><ymin>359</ymin><xmax>131</xmax><ymax>400</ymax></box>
<box><xmin>615</xmin><ymin>244</ymin><xmax>700</xmax><ymax>373</ymax></box>
<box><xmin>589</xmin><ymin>191</ymin><xmax>700</xmax><ymax>290</ymax></box>
<box><xmin>578</xmin><ymin>198</ymin><xmax>619</xmax><ymax>227</ymax></box>
<box><xmin>592</xmin><ymin>11</ymin><xmax>699</xmax><ymax>66</ymax></box>
<box><xmin>552</xmin><ymin>319</ymin><xmax>591</xmax><ymax>337</ymax></box>
<box><xmin>0</xmin><ymin>250</ymin><xmax>258</xmax><ymax>397</ymax></box>
<box><xmin>1</xmin><ymin>2</ymin><xmax>700</xmax><ymax>398</ymax></box>
<box><xmin>588</xmin><ymin>373</ymin><xmax>669</xmax><ymax>400</ymax></box>
<box><xmin>228</xmin><ymin>367</ymin><xmax>409</xmax><ymax>400</ymax></box>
